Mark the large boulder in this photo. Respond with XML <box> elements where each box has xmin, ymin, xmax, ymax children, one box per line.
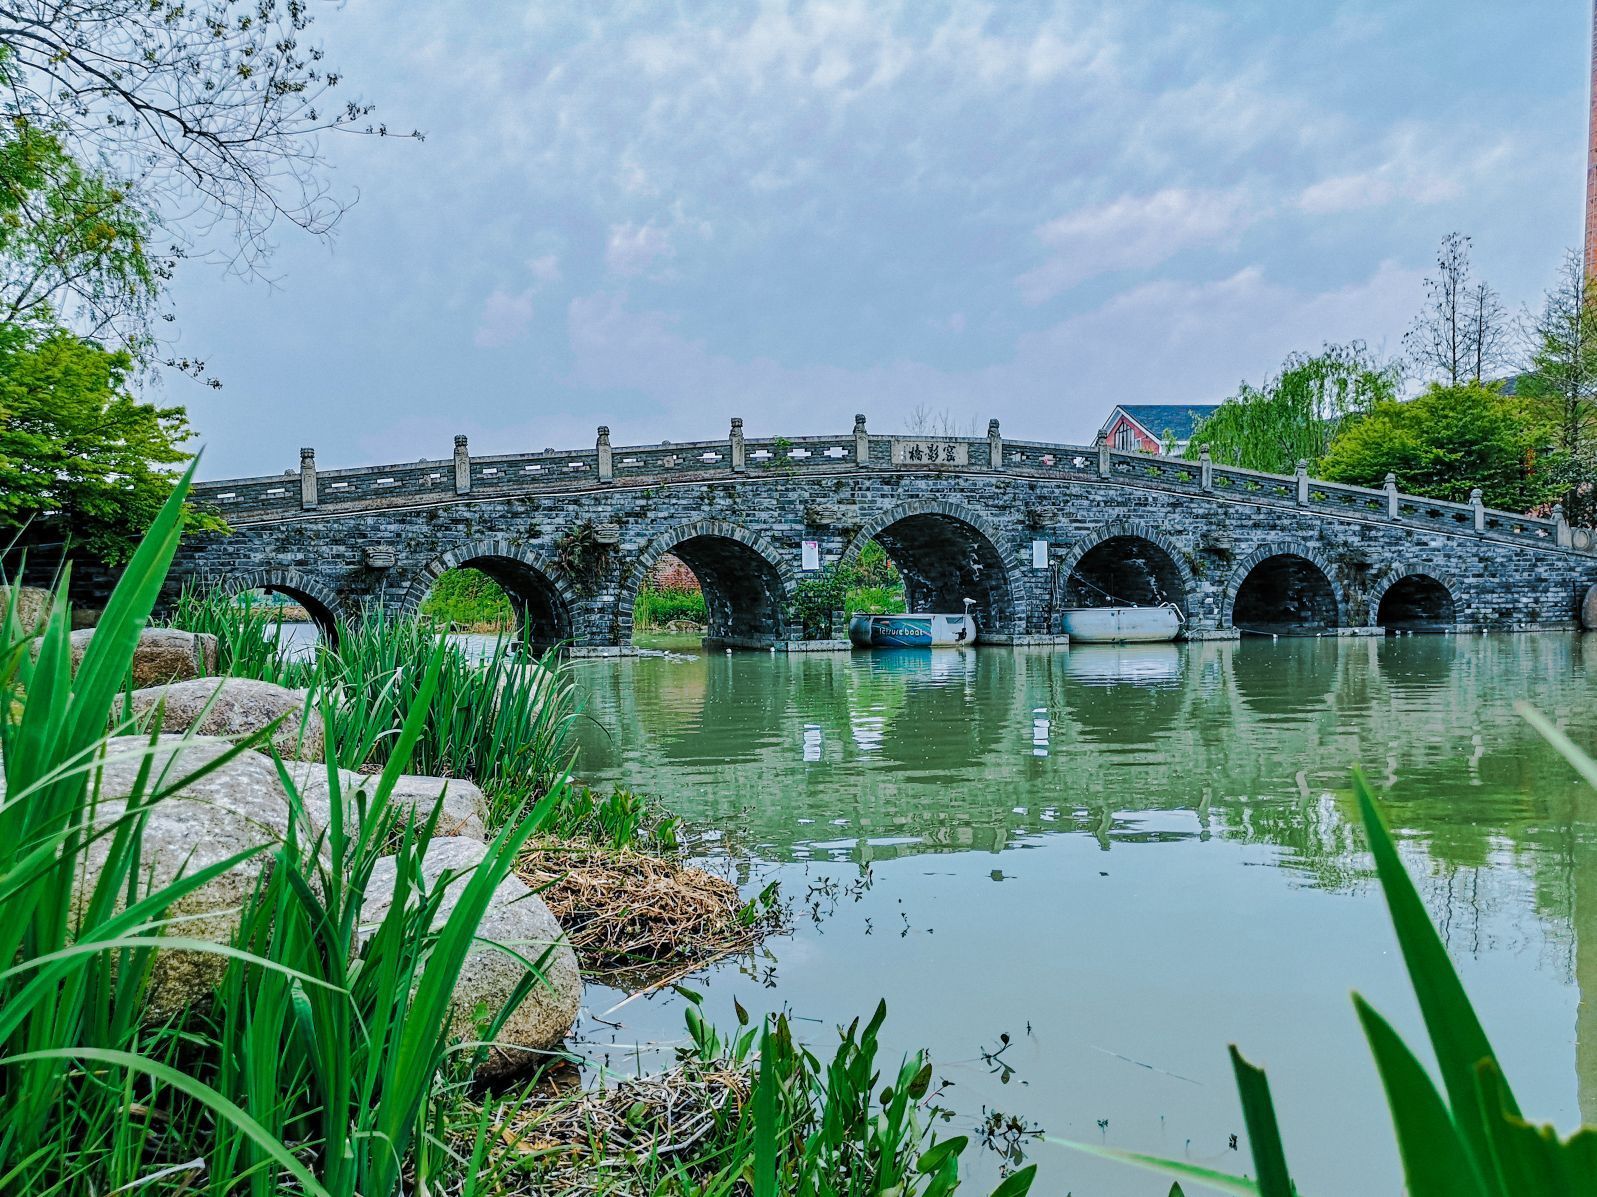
<box><xmin>82</xmin><ymin>735</ymin><xmax>295</xmax><ymax>1019</ymax></box>
<box><xmin>126</xmin><ymin>678</ymin><xmax>325</xmax><ymax>761</ymax></box>
<box><xmin>72</xmin><ymin>627</ymin><xmax>219</xmax><ymax>688</ymax></box>
<box><xmin>1</xmin><ymin>585</ymin><xmax>54</xmax><ymax>634</ymax></box>
<box><xmin>363</xmin><ymin>837</ymin><xmax>582</xmax><ymax>1079</ymax></box>
<box><xmin>287</xmin><ymin>764</ymin><xmax>489</xmax><ymax>841</ymax></box>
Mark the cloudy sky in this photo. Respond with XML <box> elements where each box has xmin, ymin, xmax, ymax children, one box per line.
<box><xmin>169</xmin><ymin>0</ymin><xmax>1592</xmax><ymax>480</ymax></box>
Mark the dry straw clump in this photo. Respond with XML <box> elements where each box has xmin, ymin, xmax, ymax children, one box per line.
<box><xmin>516</xmin><ymin>842</ymin><xmax>775</xmax><ymax>984</ymax></box>
<box><xmin>484</xmin><ymin>1057</ymin><xmax>750</xmax><ymax>1194</ymax></box>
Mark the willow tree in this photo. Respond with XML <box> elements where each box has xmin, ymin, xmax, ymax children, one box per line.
<box><xmin>1184</xmin><ymin>343</ymin><xmax>1401</xmax><ymax>474</ymax></box>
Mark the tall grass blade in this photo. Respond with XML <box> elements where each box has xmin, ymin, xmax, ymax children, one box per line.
<box><xmin>1040</xmin><ymin>1139</ymin><xmax>1260</xmax><ymax>1196</ymax></box>
<box><xmin>1227</xmin><ymin>1048</ymin><xmax>1295</xmax><ymax>1197</ymax></box>
<box><xmin>753</xmin><ymin>1020</ymin><xmax>778</xmax><ymax>1197</ymax></box>
<box><xmin>4</xmin><ymin>1046</ymin><xmax>329</xmax><ymax>1196</ymax></box>
<box><xmin>1518</xmin><ymin>702</ymin><xmax>1597</xmax><ymax>791</ymax></box>
<box><xmin>1475</xmin><ymin>1062</ymin><xmax>1597</xmax><ymax>1196</ymax></box>
<box><xmin>1353</xmin><ymin>771</ymin><xmax>1517</xmax><ymax>1161</ymax></box>
<box><xmin>1351</xmin><ymin>995</ymin><xmax>1488</xmax><ymax>1197</ymax></box>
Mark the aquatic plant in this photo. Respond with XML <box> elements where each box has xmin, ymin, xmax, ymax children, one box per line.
<box><xmin>0</xmin><ymin>468</ymin><xmax>326</xmax><ymax>1193</ymax></box>
<box><xmin>494</xmin><ymin>996</ymin><xmax>1036</xmax><ymax>1196</ymax></box>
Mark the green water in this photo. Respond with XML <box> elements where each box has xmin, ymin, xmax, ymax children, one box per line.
<box><xmin>570</xmin><ymin>635</ymin><xmax>1597</xmax><ymax>1193</ymax></box>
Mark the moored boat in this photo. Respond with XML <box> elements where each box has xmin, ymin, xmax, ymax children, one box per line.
<box><xmin>1060</xmin><ymin>604</ymin><xmax>1183</xmax><ymax>644</ymax></box>
<box><xmin>848</xmin><ymin>604</ymin><xmax>977</xmax><ymax>648</ymax></box>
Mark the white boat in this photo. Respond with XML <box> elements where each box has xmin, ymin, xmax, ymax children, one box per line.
<box><xmin>849</xmin><ymin>601</ymin><xmax>977</xmax><ymax>648</ymax></box>
<box><xmin>1060</xmin><ymin>604</ymin><xmax>1183</xmax><ymax>644</ymax></box>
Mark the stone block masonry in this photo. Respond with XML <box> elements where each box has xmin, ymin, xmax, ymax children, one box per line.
<box><xmin>156</xmin><ymin>421</ymin><xmax>1597</xmax><ymax>649</ymax></box>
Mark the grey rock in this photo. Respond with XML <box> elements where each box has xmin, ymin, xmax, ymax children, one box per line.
<box><xmin>72</xmin><ymin>627</ymin><xmax>219</xmax><ymax>688</ymax></box>
<box><xmin>287</xmin><ymin>763</ymin><xmax>489</xmax><ymax>841</ymax></box>
<box><xmin>363</xmin><ymin>838</ymin><xmax>581</xmax><ymax>1079</ymax></box>
<box><xmin>1</xmin><ymin>585</ymin><xmax>53</xmax><ymax>634</ymax></box>
<box><xmin>126</xmin><ymin>677</ymin><xmax>325</xmax><ymax>761</ymax></box>
<box><xmin>82</xmin><ymin>736</ymin><xmax>295</xmax><ymax>1019</ymax></box>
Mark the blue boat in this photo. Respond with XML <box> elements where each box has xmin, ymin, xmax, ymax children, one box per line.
<box><xmin>848</xmin><ymin>602</ymin><xmax>977</xmax><ymax>649</ymax></box>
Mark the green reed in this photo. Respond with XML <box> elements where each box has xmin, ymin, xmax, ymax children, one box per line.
<box><xmin>0</xmin><ymin>470</ymin><xmax>323</xmax><ymax>1194</ymax></box>
<box><xmin>167</xmin><ymin>591</ymin><xmax>580</xmax><ymax>832</ymax></box>
<box><xmin>2</xmin><ymin>477</ymin><xmax>567</xmax><ymax>1195</ymax></box>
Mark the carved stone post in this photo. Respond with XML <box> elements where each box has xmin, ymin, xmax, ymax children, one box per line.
<box><xmin>453</xmin><ymin>435</ymin><xmax>471</xmax><ymax>495</ymax></box>
<box><xmin>1471</xmin><ymin>487</ymin><xmax>1485</xmax><ymax>532</ymax></box>
<box><xmin>1295</xmin><ymin>459</ymin><xmax>1309</xmax><ymax>505</ymax></box>
<box><xmin>1199</xmin><ymin>444</ymin><xmax>1212</xmax><ymax>491</ymax></box>
<box><xmin>987</xmin><ymin>418</ymin><xmax>1003</xmax><ymax>470</ymax></box>
<box><xmin>854</xmin><ymin>413</ymin><xmax>869</xmax><ymax>465</ymax></box>
<box><xmin>1556</xmin><ymin>502</ymin><xmax>1573</xmax><ymax>547</ymax></box>
<box><xmin>1384</xmin><ymin>473</ymin><xmax>1399</xmax><ymax>519</ymax></box>
<box><xmin>730</xmin><ymin>417</ymin><xmax>746</xmax><ymax>473</ymax></box>
<box><xmin>1095</xmin><ymin>430</ymin><xmax>1110</xmax><ymax>476</ymax></box>
<box><xmin>596</xmin><ymin>425</ymin><xmax>613</xmax><ymax>482</ymax></box>
<box><xmin>299</xmin><ymin>447</ymin><xmax>318</xmax><ymax>510</ymax></box>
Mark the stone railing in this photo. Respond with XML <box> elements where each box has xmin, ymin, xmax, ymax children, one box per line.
<box><xmin>192</xmin><ymin>419</ymin><xmax>1589</xmax><ymax>554</ymax></box>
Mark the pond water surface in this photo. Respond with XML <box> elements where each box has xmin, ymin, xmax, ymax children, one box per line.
<box><xmin>568</xmin><ymin>634</ymin><xmax>1597</xmax><ymax>1194</ymax></box>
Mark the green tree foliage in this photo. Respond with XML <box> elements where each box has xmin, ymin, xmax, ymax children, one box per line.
<box><xmin>1185</xmin><ymin>343</ymin><xmax>1401</xmax><ymax>474</ymax></box>
<box><xmin>0</xmin><ymin>321</ymin><xmax>215</xmax><ymax>562</ymax></box>
<box><xmin>1519</xmin><ymin>250</ymin><xmax>1597</xmax><ymax>523</ymax></box>
<box><xmin>0</xmin><ymin>118</ymin><xmax>162</xmax><ymax>353</ymax></box>
<box><xmin>417</xmin><ymin>568</ymin><xmax>515</xmax><ymax>630</ymax></box>
<box><xmin>0</xmin><ymin>118</ymin><xmax>213</xmax><ymax>559</ymax></box>
<box><xmin>1319</xmin><ymin>383</ymin><xmax>1551</xmax><ymax>511</ymax></box>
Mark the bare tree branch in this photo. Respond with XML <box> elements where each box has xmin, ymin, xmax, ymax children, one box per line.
<box><xmin>0</xmin><ymin>0</ymin><xmax>418</xmax><ymax>275</ymax></box>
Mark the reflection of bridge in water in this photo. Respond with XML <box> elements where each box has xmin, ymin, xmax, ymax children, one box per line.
<box><xmin>129</xmin><ymin>419</ymin><xmax>1597</xmax><ymax>648</ymax></box>
<box><xmin>571</xmin><ymin>634</ymin><xmax>1597</xmax><ymax>1118</ymax></box>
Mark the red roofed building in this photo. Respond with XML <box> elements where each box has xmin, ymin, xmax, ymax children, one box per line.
<box><xmin>1097</xmin><ymin>404</ymin><xmax>1219</xmax><ymax>455</ymax></box>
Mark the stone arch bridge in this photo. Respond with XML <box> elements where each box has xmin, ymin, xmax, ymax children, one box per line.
<box><xmin>169</xmin><ymin>417</ymin><xmax>1597</xmax><ymax>651</ymax></box>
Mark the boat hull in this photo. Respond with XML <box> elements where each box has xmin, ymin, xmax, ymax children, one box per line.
<box><xmin>848</xmin><ymin>612</ymin><xmax>977</xmax><ymax>648</ymax></box>
<box><xmin>1060</xmin><ymin>606</ymin><xmax>1182</xmax><ymax>644</ymax></box>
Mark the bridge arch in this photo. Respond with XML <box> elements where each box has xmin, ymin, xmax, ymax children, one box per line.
<box><xmin>840</xmin><ymin>499</ymin><xmax>1020</xmax><ymax>635</ymax></box>
<box><xmin>214</xmin><ymin>568</ymin><xmax>345</xmax><ymax>643</ymax></box>
<box><xmin>1368</xmin><ymin>566</ymin><xmax>1459</xmax><ymax>632</ymax></box>
<box><xmin>1221</xmin><ymin>542</ymin><xmax>1346</xmax><ymax>634</ymax></box>
<box><xmin>398</xmin><ymin>539</ymin><xmax>577</xmax><ymax>648</ymax></box>
<box><xmin>619</xmin><ymin>519</ymin><xmax>794</xmax><ymax>645</ymax></box>
<box><xmin>1055</xmin><ymin>521</ymin><xmax>1195</xmax><ymax>618</ymax></box>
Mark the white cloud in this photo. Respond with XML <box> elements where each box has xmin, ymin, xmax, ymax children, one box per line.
<box><xmin>1296</xmin><ymin>128</ymin><xmax>1513</xmax><ymax>216</ymax></box>
<box><xmin>563</xmin><ymin>260</ymin><xmax>1421</xmax><ymax>444</ymax></box>
<box><xmin>527</xmin><ymin>254</ymin><xmax>562</xmax><ymax>283</ymax></box>
<box><xmin>472</xmin><ymin>288</ymin><xmax>535</xmax><ymax>348</ymax></box>
<box><xmin>605</xmin><ymin>222</ymin><xmax>675</xmax><ymax>276</ymax></box>
<box><xmin>1016</xmin><ymin>188</ymin><xmax>1262</xmax><ymax>302</ymax></box>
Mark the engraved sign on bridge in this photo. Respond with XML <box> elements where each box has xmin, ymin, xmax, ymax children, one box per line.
<box><xmin>891</xmin><ymin>438</ymin><xmax>968</xmax><ymax>467</ymax></box>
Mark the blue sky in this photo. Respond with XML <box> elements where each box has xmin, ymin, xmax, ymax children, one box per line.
<box><xmin>169</xmin><ymin>0</ymin><xmax>1592</xmax><ymax>479</ymax></box>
